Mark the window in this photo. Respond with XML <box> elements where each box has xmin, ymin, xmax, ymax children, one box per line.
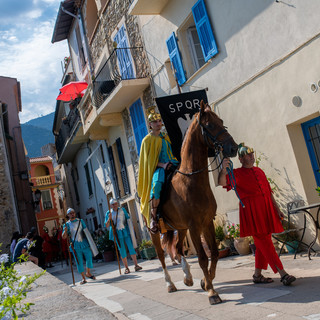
<box><xmin>129</xmin><ymin>98</ymin><xmax>148</xmax><ymax>154</ymax></box>
<box><xmin>302</xmin><ymin>117</ymin><xmax>320</xmax><ymax>186</ymax></box>
<box><xmin>71</xmin><ymin>169</ymin><xmax>80</xmax><ymax>203</ymax></box>
<box><xmin>41</xmin><ymin>190</ymin><xmax>52</xmax><ymax>210</ymax></box>
<box><xmin>84</xmin><ymin>163</ymin><xmax>93</xmax><ymax>196</ymax></box>
<box><xmin>113</xmin><ymin>24</ymin><xmax>135</xmax><ymax>79</ymax></box>
<box><xmin>108</xmin><ymin>139</ymin><xmax>130</xmax><ymax>198</ymax></box>
<box><xmin>166</xmin><ymin>0</ymin><xmax>218</xmax><ymax>81</ymax></box>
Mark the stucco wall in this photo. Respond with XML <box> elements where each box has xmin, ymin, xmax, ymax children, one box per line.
<box><xmin>0</xmin><ymin>128</ymin><xmax>19</xmax><ymax>252</ymax></box>
<box><xmin>139</xmin><ymin>0</ymin><xmax>320</xmax><ymax>102</ymax></box>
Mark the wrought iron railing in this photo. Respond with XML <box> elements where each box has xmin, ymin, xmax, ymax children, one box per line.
<box><xmin>92</xmin><ymin>47</ymin><xmax>149</xmax><ymax>108</ymax></box>
<box><xmin>56</xmin><ymin>108</ymin><xmax>80</xmax><ymax>159</ymax></box>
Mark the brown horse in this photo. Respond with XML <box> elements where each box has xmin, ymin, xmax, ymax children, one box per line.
<box><xmin>149</xmin><ymin>101</ymin><xmax>238</xmax><ymax>305</ymax></box>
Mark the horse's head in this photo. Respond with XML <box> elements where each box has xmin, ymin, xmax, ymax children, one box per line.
<box><xmin>198</xmin><ymin>100</ymin><xmax>238</xmax><ymax>158</ymax></box>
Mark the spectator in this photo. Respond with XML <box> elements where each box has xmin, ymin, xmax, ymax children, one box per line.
<box><xmin>13</xmin><ymin>232</ymin><xmax>38</xmax><ymax>265</ymax></box>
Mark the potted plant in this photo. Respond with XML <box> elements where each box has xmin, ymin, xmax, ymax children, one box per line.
<box><xmin>215</xmin><ymin>225</ymin><xmax>230</xmax><ymax>258</ymax></box>
<box><xmin>139</xmin><ymin>240</ymin><xmax>157</xmax><ymax>260</ymax></box>
<box><xmin>227</xmin><ymin>224</ymin><xmax>251</xmax><ymax>255</ymax></box>
<box><xmin>96</xmin><ymin>231</ymin><xmax>115</xmax><ymax>262</ymax></box>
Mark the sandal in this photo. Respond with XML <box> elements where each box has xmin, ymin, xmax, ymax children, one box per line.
<box><xmin>86</xmin><ymin>274</ymin><xmax>96</xmax><ymax>280</ymax></box>
<box><xmin>253</xmin><ymin>274</ymin><xmax>274</xmax><ymax>284</ymax></box>
<box><xmin>80</xmin><ymin>279</ymin><xmax>87</xmax><ymax>285</ymax></box>
<box><xmin>281</xmin><ymin>274</ymin><xmax>296</xmax><ymax>286</ymax></box>
<box><xmin>124</xmin><ymin>268</ymin><xmax>130</xmax><ymax>274</ymax></box>
<box><xmin>135</xmin><ymin>265</ymin><xmax>142</xmax><ymax>272</ymax></box>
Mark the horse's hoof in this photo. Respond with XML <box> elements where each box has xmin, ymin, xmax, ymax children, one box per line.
<box><xmin>209</xmin><ymin>294</ymin><xmax>222</xmax><ymax>305</ymax></box>
<box><xmin>168</xmin><ymin>284</ymin><xmax>177</xmax><ymax>293</ymax></box>
<box><xmin>200</xmin><ymin>279</ymin><xmax>206</xmax><ymax>291</ymax></box>
<box><xmin>184</xmin><ymin>277</ymin><xmax>193</xmax><ymax>287</ymax></box>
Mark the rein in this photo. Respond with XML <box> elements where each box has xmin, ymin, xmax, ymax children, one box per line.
<box><xmin>176</xmin><ymin>113</ymin><xmax>229</xmax><ymax>177</ymax></box>
<box><xmin>226</xmin><ymin>160</ymin><xmax>245</xmax><ymax>208</ymax></box>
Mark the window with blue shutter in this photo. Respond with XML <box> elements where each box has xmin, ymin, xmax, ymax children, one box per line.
<box><xmin>301</xmin><ymin>117</ymin><xmax>320</xmax><ymax>186</ymax></box>
<box><xmin>129</xmin><ymin>98</ymin><xmax>148</xmax><ymax>155</ymax></box>
<box><xmin>192</xmin><ymin>0</ymin><xmax>218</xmax><ymax>62</ymax></box>
<box><xmin>114</xmin><ymin>25</ymin><xmax>135</xmax><ymax>79</ymax></box>
<box><xmin>166</xmin><ymin>32</ymin><xmax>186</xmax><ymax>86</ymax></box>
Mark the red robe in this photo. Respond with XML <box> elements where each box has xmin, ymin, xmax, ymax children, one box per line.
<box><xmin>225</xmin><ymin>166</ymin><xmax>283</xmax><ymax>237</ymax></box>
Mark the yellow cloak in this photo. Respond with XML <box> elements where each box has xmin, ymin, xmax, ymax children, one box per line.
<box><xmin>137</xmin><ymin>133</ymin><xmax>170</xmax><ymax>224</ymax></box>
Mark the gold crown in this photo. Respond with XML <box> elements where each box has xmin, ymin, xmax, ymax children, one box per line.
<box><xmin>238</xmin><ymin>142</ymin><xmax>254</xmax><ymax>157</ymax></box>
<box><xmin>147</xmin><ymin>107</ymin><xmax>161</xmax><ymax>122</ymax></box>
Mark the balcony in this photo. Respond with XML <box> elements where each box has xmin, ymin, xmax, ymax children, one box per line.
<box><xmin>35</xmin><ymin>175</ymin><xmax>53</xmax><ymax>186</ymax></box>
<box><xmin>56</xmin><ymin>108</ymin><xmax>89</xmax><ymax>164</ymax></box>
<box><xmin>128</xmin><ymin>0</ymin><xmax>170</xmax><ymax>15</ymax></box>
<box><xmin>80</xmin><ymin>47</ymin><xmax>150</xmax><ymax>138</ymax></box>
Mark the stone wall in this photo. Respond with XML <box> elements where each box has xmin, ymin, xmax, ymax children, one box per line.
<box><xmin>0</xmin><ymin>133</ymin><xmax>19</xmax><ymax>253</ymax></box>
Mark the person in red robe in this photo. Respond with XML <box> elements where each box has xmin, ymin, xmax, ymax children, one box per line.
<box><xmin>218</xmin><ymin>143</ymin><xmax>296</xmax><ymax>286</ymax></box>
<box><xmin>42</xmin><ymin>226</ymin><xmax>54</xmax><ymax>268</ymax></box>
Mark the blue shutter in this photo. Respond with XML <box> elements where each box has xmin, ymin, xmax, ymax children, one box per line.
<box><xmin>166</xmin><ymin>32</ymin><xmax>186</xmax><ymax>86</ymax></box>
<box><xmin>114</xmin><ymin>25</ymin><xmax>135</xmax><ymax>79</ymax></box>
<box><xmin>301</xmin><ymin>117</ymin><xmax>320</xmax><ymax>186</ymax></box>
<box><xmin>192</xmin><ymin>0</ymin><xmax>218</xmax><ymax>62</ymax></box>
<box><xmin>129</xmin><ymin>99</ymin><xmax>148</xmax><ymax>155</ymax></box>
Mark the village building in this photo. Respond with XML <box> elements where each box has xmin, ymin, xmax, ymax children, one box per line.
<box><xmin>51</xmin><ymin>0</ymin><xmax>153</xmax><ymax>244</ymax></box>
<box><xmin>0</xmin><ymin>76</ymin><xmax>37</xmax><ymax>251</ymax></box>
<box><xmin>29</xmin><ymin>156</ymin><xmax>63</xmax><ymax>235</ymax></box>
<box><xmin>129</xmin><ymin>0</ymin><xmax>320</xmax><ymax>248</ymax></box>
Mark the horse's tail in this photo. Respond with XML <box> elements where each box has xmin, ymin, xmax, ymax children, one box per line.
<box><xmin>161</xmin><ymin>230</ymin><xmax>176</xmax><ymax>258</ymax></box>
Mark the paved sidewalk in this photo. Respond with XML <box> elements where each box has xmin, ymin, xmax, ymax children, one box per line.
<box><xmin>49</xmin><ymin>252</ymin><xmax>320</xmax><ymax>320</ymax></box>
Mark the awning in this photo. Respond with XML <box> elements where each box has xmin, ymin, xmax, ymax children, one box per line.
<box><xmin>51</xmin><ymin>0</ymin><xmax>76</xmax><ymax>43</ymax></box>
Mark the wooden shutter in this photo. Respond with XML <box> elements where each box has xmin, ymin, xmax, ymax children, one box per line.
<box><xmin>192</xmin><ymin>0</ymin><xmax>218</xmax><ymax>62</ymax></box>
<box><xmin>107</xmin><ymin>146</ymin><xmax>120</xmax><ymax>198</ymax></box>
<box><xmin>129</xmin><ymin>99</ymin><xmax>148</xmax><ymax>155</ymax></box>
<box><xmin>113</xmin><ymin>25</ymin><xmax>135</xmax><ymax>79</ymax></box>
<box><xmin>116</xmin><ymin>138</ymin><xmax>130</xmax><ymax>195</ymax></box>
<box><xmin>166</xmin><ymin>32</ymin><xmax>186</xmax><ymax>86</ymax></box>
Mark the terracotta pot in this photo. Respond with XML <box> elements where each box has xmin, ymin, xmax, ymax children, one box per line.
<box><xmin>218</xmin><ymin>247</ymin><xmax>230</xmax><ymax>259</ymax></box>
<box><xmin>234</xmin><ymin>237</ymin><xmax>251</xmax><ymax>255</ymax></box>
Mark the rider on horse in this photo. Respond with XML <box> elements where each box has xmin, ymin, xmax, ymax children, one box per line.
<box><xmin>137</xmin><ymin>109</ymin><xmax>179</xmax><ymax>234</ymax></box>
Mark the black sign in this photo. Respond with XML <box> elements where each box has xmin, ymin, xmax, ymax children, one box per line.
<box><xmin>155</xmin><ymin>89</ymin><xmax>208</xmax><ymax>161</ymax></box>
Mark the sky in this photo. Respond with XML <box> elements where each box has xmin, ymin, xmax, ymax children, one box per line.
<box><xmin>0</xmin><ymin>0</ymin><xmax>69</xmax><ymax>123</ymax></box>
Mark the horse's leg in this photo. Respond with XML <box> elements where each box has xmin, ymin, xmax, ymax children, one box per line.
<box><xmin>189</xmin><ymin>227</ymin><xmax>222</xmax><ymax>305</ymax></box>
<box><xmin>176</xmin><ymin>230</ymin><xmax>193</xmax><ymax>287</ymax></box>
<box><xmin>150</xmin><ymin>231</ymin><xmax>177</xmax><ymax>293</ymax></box>
<box><xmin>203</xmin><ymin>222</ymin><xmax>220</xmax><ymax>295</ymax></box>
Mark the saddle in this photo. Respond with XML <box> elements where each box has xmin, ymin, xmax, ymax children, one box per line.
<box><xmin>156</xmin><ymin>163</ymin><xmax>178</xmax><ymax>232</ymax></box>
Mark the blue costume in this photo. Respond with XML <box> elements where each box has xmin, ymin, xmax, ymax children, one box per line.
<box><xmin>150</xmin><ymin>132</ymin><xmax>179</xmax><ymax>200</ymax></box>
<box><xmin>64</xmin><ymin>218</ymin><xmax>93</xmax><ymax>274</ymax></box>
<box><xmin>104</xmin><ymin>207</ymin><xmax>136</xmax><ymax>259</ymax></box>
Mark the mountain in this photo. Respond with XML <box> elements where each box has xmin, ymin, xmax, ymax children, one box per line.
<box><xmin>24</xmin><ymin>112</ymin><xmax>55</xmax><ymax>130</ymax></box>
<box><xmin>21</xmin><ymin>112</ymin><xmax>55</xmax><ymax>158</ymax></box>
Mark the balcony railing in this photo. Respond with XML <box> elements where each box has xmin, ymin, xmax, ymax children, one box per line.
<box><xmin>56</xmin><ymin>108</ymin><xmax>80</xmax><ymax>158</ymax></box>
<box><xmin>92</xmin><ymin>47</ymin><xmax>149</xmax><ymax>108</ymax></box>
<box><xmin>35</xmin><ymin>175</ymin><xmax>52</xmax><ymax>186</ymax></box>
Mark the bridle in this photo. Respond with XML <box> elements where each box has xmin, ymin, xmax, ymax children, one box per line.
<box><xmin>176</xmin><ymin>111</ymin><xmax>231</xmax><ymax>177</ymax></box>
